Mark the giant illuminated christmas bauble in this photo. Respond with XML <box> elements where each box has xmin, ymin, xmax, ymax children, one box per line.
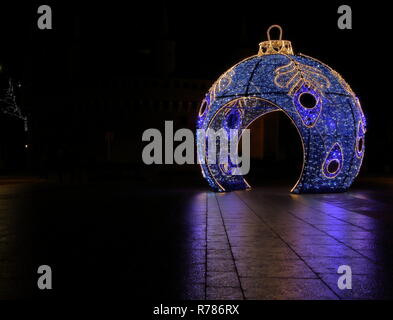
<box><xmin>196</xmin><ymin>25</ymin><xmax>366</xmax><ymax>193</ymax></box>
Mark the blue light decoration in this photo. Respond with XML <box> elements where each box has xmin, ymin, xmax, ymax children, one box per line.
<box><xmin>196</xmin><ymin>25</ymin><xmax>366</xmax><ymax>193</ymax></box>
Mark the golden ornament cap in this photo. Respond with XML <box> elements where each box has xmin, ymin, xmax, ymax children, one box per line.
<box><xmin>258</xmin><ymin>25</ymin><xmax>294</xmax><ymax>56</ymax></box>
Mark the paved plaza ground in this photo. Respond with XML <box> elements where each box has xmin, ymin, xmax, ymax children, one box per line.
<box><xmin>1</xmin><ymin>176</ymin><xmax>393</xmax><ymax>299</ymax></box>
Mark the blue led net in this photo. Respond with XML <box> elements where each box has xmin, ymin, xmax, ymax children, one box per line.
<box><xmin>196</xmin><ymin>54</ymin><xmax>366</xmax><ymax>193</ymax></box>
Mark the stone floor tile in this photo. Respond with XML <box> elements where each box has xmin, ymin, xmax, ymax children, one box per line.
<box><xmin>241</xmin><ymin>278</ymin><xmax>338</xmax><ymax>300</ymax></box>
<box><xmin>207</xmin><ymin>271</ymin><xmax>240</xmax><ymax>287</ymax></box>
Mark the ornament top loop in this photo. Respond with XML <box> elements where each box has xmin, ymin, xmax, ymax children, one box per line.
<box><xmin>267</xmin><ymin>24</ymin><xmax>283</xmax><ymax>41</ymax></box>
<box><xmin>258</xmin><ymin>24</ymin><xmax>294</xmax><ymax>56</ymax></box>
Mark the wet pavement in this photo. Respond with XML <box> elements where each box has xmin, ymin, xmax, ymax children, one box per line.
<box><xmin>1</xmin><ymin>177</ymin><xmax>393</xmax><ymax>299</ymax></box>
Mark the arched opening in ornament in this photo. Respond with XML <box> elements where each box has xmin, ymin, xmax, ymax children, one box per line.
<box><xmin>238</xmin><ymin>111</ymin><xmax>303</xmax><ymax>188</ymax></box>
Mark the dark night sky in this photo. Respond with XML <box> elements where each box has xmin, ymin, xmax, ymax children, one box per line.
<box><xmin>0</xmin><ymin>1</ymin><xmax>386</xmax><ymax>79</ymax></box>
<box><xmin>0</xmin><ymin>1</ymin><xmax>391</xmax><ymax>170</ymax></box>
<box><xmin>0</xmin><ymin>2</ymin><xmax>386</xmax><ymax>82</ymax></box>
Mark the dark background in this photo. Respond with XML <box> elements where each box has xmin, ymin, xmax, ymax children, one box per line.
<box><xmin>0</xmin><ymin>1</ymin><xmax>391</xmax><ymax>178</ymax></box>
